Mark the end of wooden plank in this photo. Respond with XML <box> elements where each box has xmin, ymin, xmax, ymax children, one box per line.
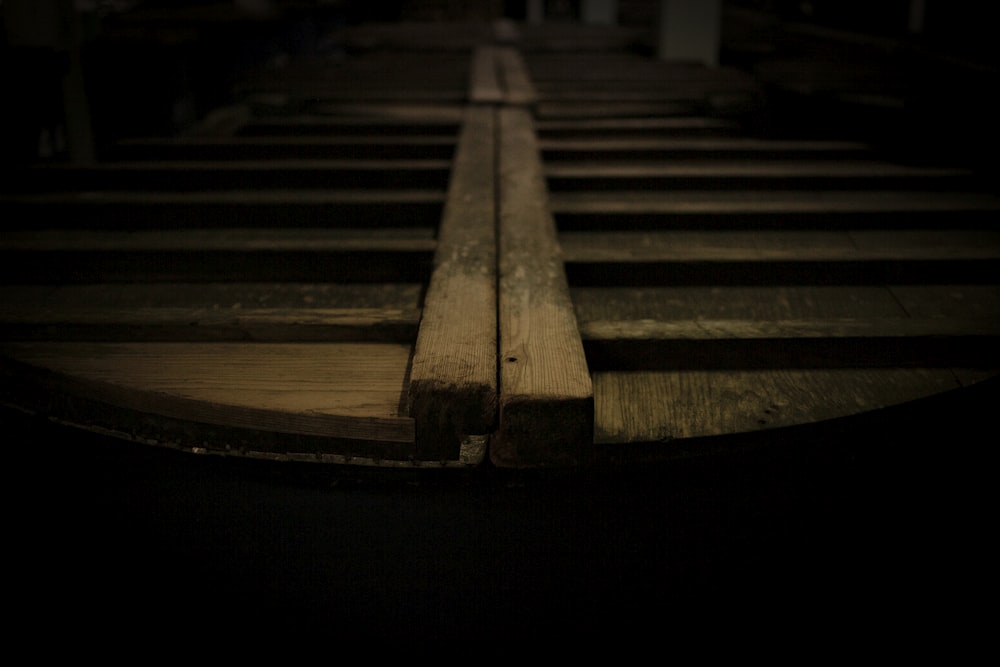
<box><xmin>407</xmin><ymin>377</ymin><xmax>497</xmax><ymax>461</ymax></box>
<box><xmin>492</xmin><ymin>393</ymin><xmax>594</xmax><ymax>468</ymax></box>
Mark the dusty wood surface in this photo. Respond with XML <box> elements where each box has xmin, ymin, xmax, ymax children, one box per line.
<box><xmin>469</xmin><ymin>46</ymin><xmax>504</xmax><ymax>104</ymax></box>
<box><xmin>407</xmin><ymin>105</ymin><xmax>498</xmax><ymax>460</ymax></box>
<box><xmin>494</xmin><ymin>107</ymin><xmax>592</xmax><ymax>468</ymax></box>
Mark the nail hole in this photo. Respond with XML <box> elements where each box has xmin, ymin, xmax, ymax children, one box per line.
<box><xmin>505</xmin><ymin>356</ymin><xmax>517</xmax><ymax>363</ymax></box>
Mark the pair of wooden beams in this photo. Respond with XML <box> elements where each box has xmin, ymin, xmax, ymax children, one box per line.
<box><xmin>407</xmin><ymin>105</ymin><xmax>593</xmax><ymax>468</ymax></box>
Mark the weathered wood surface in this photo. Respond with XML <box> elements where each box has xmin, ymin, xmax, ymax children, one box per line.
<box><xmin>2</xmin><ymin>18</ymin><xmax>997</xmax><ymax>470</ymax></box>
<box><xmin>407</xmin><ymin>105</ymin><xmax>498</xmax><ymax>460</ymax></box>
<box><xmin>0</xmin><ymin>341</ymin><xmax>417</xmax><ymax>455</ymax></box>
<box><xmin>519</xmin><ymin>43</ymin><xmax>1000</xmax><ymax>464</ymax></box>
<box><xmin>0</xmin><ymin>48</ymin><xmax>481</xmax><ymax>466</ymax></box>
<box><xmin>494</xmin><ymin>107</ymin><xmax>593</xmax><ymax>468</ymax></box>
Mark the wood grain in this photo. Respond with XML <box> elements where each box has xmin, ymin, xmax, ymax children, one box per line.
<box><xmin>1</xmin><ymin>341</ymin><xmax>416</xmax><ymax>444</ymax></box>
<box><xmin>407</xmin><ymin>106</ymin><xmax>498</xmax><ymax>460</ymax></box>
<box><xmin>494</xmin><ymin>107</ymin><xmax>593</xmax><ymax>468</ymax></box>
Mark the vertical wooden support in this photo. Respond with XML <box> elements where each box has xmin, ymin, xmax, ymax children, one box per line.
<box><xmin>407</xmin><ymin>106</ymin><xmax>498</xmax><ymax>461</ymax></box>
<box><xmin>657</xmin><ymin>0</ymin><xmax>721</xmax><ymax>66</ymax></box>
<box><xmin>494</xmin><ymin>108</ymin><xmax>594</xmax><ymax>468</ymax></box>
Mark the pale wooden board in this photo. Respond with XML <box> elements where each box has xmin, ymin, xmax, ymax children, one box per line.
<box><xmin>408</xmin><ymin>105</ymin><xmax>498</xmax><ymax>459</ymax></box>
<box><xmin>560</xmin><ymin>229</ymin><xmax>1000</xmax><ymax>262</ymax></box>
<box><xmin>0</xmin><ymin>341</ymin><xmax>415</xmax><ymax>443</ymax></box>
<box><xmin>539</xmin><ymin>137</ymin><xmax>874</xmax><ymax>161</ymax></box>
<box><xmin>592</xmin><ymin>368</ymin><xmax>979</xmax><ymax>445</ymax></box>
<box><xmin>494</xmin><ymin>108</ymin><xmax>593</xmax><ymax>468</ymax></box>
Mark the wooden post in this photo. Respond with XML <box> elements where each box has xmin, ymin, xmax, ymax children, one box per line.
<box><xmin>657</xmin><ymin>0</ymin><xmax>721</xmax><ymax>66</ymax></box>
<box><xmin>581</xmin><ymin>0</ymin><xmax>617</xmax><ymax>25</ymax></box>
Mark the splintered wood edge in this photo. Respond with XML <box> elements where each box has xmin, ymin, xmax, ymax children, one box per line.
<box><xmin>408</xmin><ymin>105</ymin><xmax>499</xmax><ymax>460</ymax></box>
<box><xmin>493</xmin><ymin>107</ymin><xmax>593</xmax><ymax>468</ymax></box>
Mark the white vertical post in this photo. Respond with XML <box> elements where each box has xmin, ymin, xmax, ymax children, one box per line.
<box><xmin>581</xmin><ymin>0</ymin><xmax>617</xmax><ymax>25</ymax></box>
<box><xmin>657</xmin><ymin>0</ymin><xmax>721</xmax><ymax>66</ymax></box>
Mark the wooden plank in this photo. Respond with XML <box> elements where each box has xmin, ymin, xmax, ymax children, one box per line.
<box><xmin>235</xmin><ymin>116</ymin><xmax>462</xmax><ymax>137</ymax></box>
<box><xmin>494</xmin><ymin>107</ymin><xmax>593</xmax><ymax>468</ymax></box>
<box><xmin>3</xmin><ymin>160</ymin><xmax>454</xmax><ymax>192</ymax></box>
<box><xmin>592</xmin><ymin>368</ymin><xmax>974</xmax><ymax>446</ymax></box>
<box><xmin>0</xmin><ymin>189</ymin><xmax>445</xmax><ymax>229</ymax></box>
<box><xmin>108</xmin><ymin>136</ymin><xmax>457</xmax><ymax>161</ymax></box>
<box><xmin>544</xmin><ymin>161</ymin><xmax>979</xmax><ymax>191</ymax></box>
<box><xmin>0</xmin><ymin>342</ymin><xmax>416</xmax><ymax>446</ymax></box>
<box><xmin>539</xmin><ymin>137</ymin><xmax>875</xmax><ymax>161</ymax></box>
<box><xmin>469</xmin><ymin>46</ymin><xmax>504</xmax><ymax>104</ymax></box>
<box><xmin>550</xmin><ymin>190</ymin><xmax>1000</xmax><ymax>230</ymax></box>
<box><xmin>0</xmin><ymin>306</ymin><xmax>420</xmax><ymax>343</ymax></box>
<box><xmin>407</xmin><ymin>105</ymin><xmax>498</xmax><ymax>460</ymax></box>
<box><xmin>496</xmin><ymin>47</ymin><xmax>538</xmax><ymax>108</ymax></box>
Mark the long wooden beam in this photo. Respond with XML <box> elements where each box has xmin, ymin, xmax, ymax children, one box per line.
<box><xmin>494</xmin><ymin>107</ymin><xmax>593</xmax><ymax>468</ymax></box>
<box><xmin>407</xmin><ymin>105</ymin><xmax>499</xmax><ymax>461</ymax></box>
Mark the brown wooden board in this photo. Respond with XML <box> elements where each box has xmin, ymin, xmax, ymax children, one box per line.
<box><xmin>494</xmin><ymin>107</ymin><xmax>593</xmax><ymax>468</ymax></box>
<box><xmin>407</xmin><ymin>105</ymin><xmax>499</xmax><ymax>460</ymax></box>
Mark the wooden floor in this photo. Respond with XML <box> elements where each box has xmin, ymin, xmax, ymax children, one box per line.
<box><xmin>2</xmin><ymin>16</ymin><xmax>998</xmax><ymax>471</ymax></box>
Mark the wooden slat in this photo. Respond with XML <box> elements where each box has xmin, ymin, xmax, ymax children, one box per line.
<box><xmin>0</xmin><ymin>342</ymin><xmax>417</xmax><ymax>449</ymax></box>
<box><xmin>3</xmin><ymin>160</ymin><xmax>453</xmax><ymax>192</ymax></box>
<box><xmin>234</xmin><ymin>116</ymin><xmax>462</xmax><ymax>137</ymax></box>
<box><xmin>592</xmin><ymin>368</ymin><xmax>973</xmax><ymax>447</ymax></box>
<box><xmin>494</xmin><ymin>107</ymin><xmax>593</xmax><ymax>468</ymax></box>
<box><xmin>108</xmin><ymin>136</ymin><xmax>457</xmax><ymax>161</ymax></box>
<box><xmin>0</xmin><ymin>189</ymin><xmax>444</xmax><ymax>229</ymax></box>
<box><xmin>544</xmin><ymin>161</ymin><xmax>979</xmax><ymax>191</ymax></box>
<box><xmin>539</xmin><ymin>137</ymin><xmax>875</xmax><ymax>161</ymax></box>
<box><xmin>407</xmin><ymin>105</ymin><xmax>498</xmax><ymax>460</ymax></box>
<box><xmin>550</xmin><ymin>190</ymin><xmax>1000</xmax><ymax>230</ymax></box>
